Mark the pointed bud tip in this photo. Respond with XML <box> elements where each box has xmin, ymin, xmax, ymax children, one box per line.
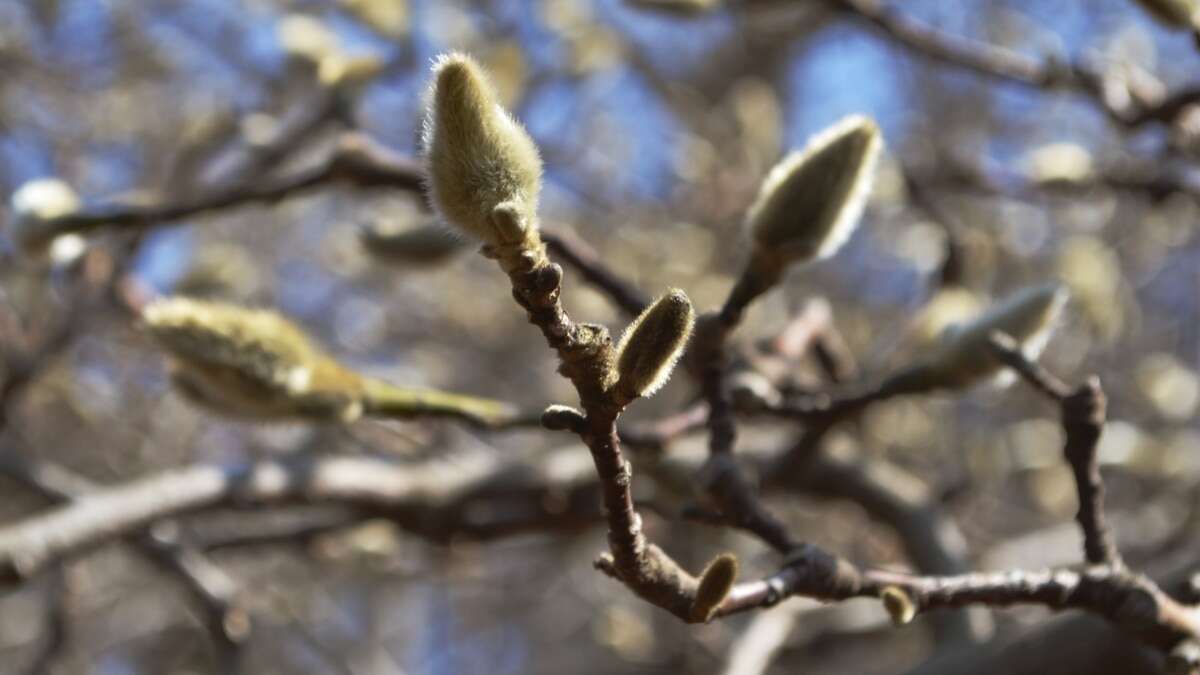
<box><xmin>747</xmin><ymin>114</ymin><xmax>883</xmax><ymax>268</ymax></box>
<box><xmin>423</xmin><ymin>52</ymin><xmax>542</xmax><ymax>247</ymax></box>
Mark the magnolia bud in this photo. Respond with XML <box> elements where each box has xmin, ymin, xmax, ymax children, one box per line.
<box><xmin>422</xmin><ymin>53</ymin><xmax>543</xmax><ymax>247</ymax></box>
<box><xmin>612</xmin><ymin>289</ymin><xmax>695</xmax><ymax>402</ymax></box>
<box><xmin>1130</xmin><ymin>0</ymin><xmax>1199</xmax><ymax>28</ymax></box>
<box><xmin>8</xmin><ymin>178</ymin><xmax>81</xmax><ymax>253</ymax></box>
<box><xmin>627</xmin><ymin>0</ymin><xmax>720</xmax><ymax>16</ymax></box>
<box><xmin>690</xmin><ymin>553</ymin><xmax>738</xmax><ymax>623</ymax></box>
<box><xmin>541</xmin><ymin>404</ymin><xmax>586</xmax><ymax>432</ymax></box>
<box><xmin>747</xmin><ymin>115</ymin><xmax>882</xmax><ymax>269</ymax></box>
<box><xmin>358</xmin><ymin>221</ymin><xmax>468</xmax><ymax>266</ymax></box>
<box><xmin>277</xmin><ymin>14</ymin><xmax>338</xmax><ymax>64</ymax></box>
<box><xmin>881</xmin><ymin>586</ymin><xmax>916</xmax><ymax>626</ymax></box>
<box><xmin>141</xmin><ymin>297</ymin><xmax>365</xmax><ymax>422</ymax></box>
<box><xmin>885</xmin><ymin>283</ymin><xmax>1069</xmax><ymax>393</ymax></box>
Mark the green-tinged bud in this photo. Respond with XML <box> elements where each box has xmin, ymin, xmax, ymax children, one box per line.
<box><xmin>1130</xmin><ymin>0</ymin><xmax>1199</xmax><ymax>28</ymax></box>
<box><xmin>422</xmin><ymin>52</ymin><xmax>543</xmax><ymax>247</ymax></box>
<box><xmin>627</xmin><ymin>0</ymin><xmax>720</xmax><ymax>16</ymax></box>
<box><xmin>747</xmin><ymin>115</ymin><xmax>882</xmax><ymax>270</ymax></box>
<box><xmin>358</xmin><ymin>221</ymin><xmax>468</xmax><ymax>267</ymax></box>
<box><xmin>359</xmin><ymin>379</ymin><xmax>518</xmax><ymax>427</ymax></box>
<box><xmin>881</xmin><ymin>586</ymin><xmax>916</xmax><ymax>626</ymax></box>
<box><xmin>612</xmin><ymin>289</ymin><xmax>695</xmax><ymax>402</ymax></box>
<box><xmin>691</xmin><ymin>553</ymin><xmax>738</xmax><ymax>623</ymax></box>
<box><xmin>884</xmin><ymin>283</ymin><xmax>1069</xmax><ymax>393</ymax></box>
<box><xmin>8</xmin><ymin>178</ymin><xmax>81</xmax><ymax>254</ymax></box>
<box><xmin>141</xmin><ymin>297</ymin><xmax>365</xmax><ymax>422</ymax></box>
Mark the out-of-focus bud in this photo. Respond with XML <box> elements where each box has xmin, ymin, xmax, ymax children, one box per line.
<box><xmin>690</xmin><ymin>553</ymin><xmax>738</xmax><ymax>623</ymax></box>
<box><xmin>358</xmin><ymin>221</ymin><xmax>467</xmax><ymax>267</ymax></box>
<box><xmin>626</xmin><ymin>0</ymin><xmax>720</xmax><ymax>16</ymax></box>
<box><xmin>1129</xmin><ymin>0</ymin><xmax>1200</xmax><ymax>29</ymax></box>
<box><xmin>422</xmin><ymin>52</ymin><xmax>543</xmax><ymax>248</ymax></box>
<box><xmin>881</xmin><ymin>586</ymin><xmax>916</xmax><ymax>626</ymax></box>
<box><xmin>1023</xmin><ymin>142</ymin><xmax>1095</xmax><ymax>187</ymax></box>
<box><xmin>611</xmin><ymin>289</ymin><xmax>695</xmax><ymax>403</ymax></box>
<box><xmin>141</xmin><ymin>297</ymin><xmax>365</xmax><ymax>422</ymax></box>
<box><xmin>277</xmin><ymin>14</ymin><xmax>339</xmax><ymax>64</ymax></box>
<box><xmin>883</xmin><ymin>283</ymin><xmax>1069</xmax><ymax>393</ymax></box>
<box><xmin>747</xmin><ymin>115</ymin><xmax>882</xmax><ymax>271</ymax></box>
<box><xmin>318</xmin><ymin>53</ymin><xmax>385</xmax><ymax>89</ymax></box>
<box><xmin>8</xmin><ymin>178</ymin><xmax>81</xmax><ymax>254</ymax></box>
<box><xmin>339</xmin><ymin>0</ymin><xmax>409</xmax><ymax>38</ymax></box>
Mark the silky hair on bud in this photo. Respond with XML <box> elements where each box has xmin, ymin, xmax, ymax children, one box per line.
<box><xmin>141</xmin><ymin>297</ymin><xmax>364</xmax><ymax>421</ymax></box>
<box><xmin>612</xmin><ymin>289</ymin><xmax>695</xmax><ymax>401</ymax></box>
<box><xmin>422</xmin><ymin>52</ymin><xmax>543</xmax><ymax>246</ymax></box>
<box><xmin>691</xmin><ymin>553</ymin><xmax>738</xmax><ymax>623</ymax></box>
<box><xmin>747</xmin><ymin>115</ymin><xmax>882</xmax><ymax>266</ymax></box>
<box><xmin>885</xmin><ymin>283</ymin><xmax>1069</xmax><ymax>393</ymax></box>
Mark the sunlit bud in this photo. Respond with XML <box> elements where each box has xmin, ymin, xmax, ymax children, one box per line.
<box><xmin>690</xmin><ymin>553</ymin><xmax>738</xmax><ymax>623</ymax></box>
<box><xmin>358</xmin><ymin>221</ymin><xmax>468</xmax><ymax>267</ymax></box>
<box><xmin>141</xmin><ymin>297</ymin><xmax>365</xmax><ymax>422</ymax></box>
<box><xmin>540</xmin><ymin>404</ymin><xmax>586</xmax><ymax>432</ymax></box>
<box><xmin>318</xmin><ymin>53</ymin><xmax>385</xmax><ymax>89</ymax></box>
<box><xmin>1024</xmin><ymin>142</ymin><xmax>1094</xmax><ymax>186</ymax></box>
<box><xmin>422</xmin><ymin>53</ymin><xmax>543</xmax><ymax>247</ymax></box>
<box><xmin>9</xmin><ymin>178</ymin><xmax>81</xmax><ymax>253</ymax></box>
<box><xmin>881</xmin><ymin>586</ymin><xmax>916</xmax><ymax>626</ymax></box>
<box><xmin>747</xmin><ymin>115</ymin><xmax>882</xmax><ymax>269</ymax></box>
<box><xmin>627</xmin><ymin>0</ymin><xmax>720</xmax><ymax>16</ymax></box>
<box><xmin>277</xmin><ymin>14</ymin><xmax>339</xmax><ymax>64</ymax></box>
<box><xmin>1130</xmin><ymin>0</ymin><xmax>1200</xmax><ymax>29</ymax></box>
<box><xmin>612</xmin><ymin>289</ymin><xmax>695</xmax><ymax>402</ymax></box>
<box><xmin>884</xmin><ymin>283</ymin><xmax>1069</xmax><ymax>393</ymax></box>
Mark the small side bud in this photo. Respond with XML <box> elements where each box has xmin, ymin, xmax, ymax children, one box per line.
<box><xmin>881</xmin><ymin>586</ymin><xmax>916</xmax><ymax>626</ymax></box>
<box><xmin>884</xmin><ymin>283</ymin><xmax>1069</xmax><ymax>393</ymax></box>
<box><xmin>8</xmin><ymin>178</ymin><xmax>81</xmax><ymax>253</ymax></box>
<box><xmin>612</xmin><ymin>289</ymin><xmax>696</xmax><ymax>403</ymax></box>
<box><xmin>747</xmin><ymin>115</ymin><xmax>882</xmax><ymax>268</ymax></box>
<box><xmin>422</xmin><ymin>52</ymin><xmax>543</xmax><ymax>247</ymax></box>
<box><xmin>541</xmin><ymin>404</ymin><xmax>586</xmax><ymax>432</ymax></box>
<box><xmin>691</xmin><ymin>553</ymin><xmax>739</xmax><ymax>623</ymax></box>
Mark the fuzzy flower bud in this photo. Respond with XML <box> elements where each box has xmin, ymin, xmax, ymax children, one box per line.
<box><xmin>422</xmin><ymin>52</ymin><xmax>543</xmax><ymax>247</ymax></box>
<box><xmin>691</xmin><ymin>553</ymin><xmax>738</xmax><ymax>623</ymax></box>
<box><xmin>141</xmin><ymin>297</ymin><xmax>365</xmax><ymax>422</ymax></box>
<box><xmin>8</xmin><ymin>178</ymin><xmax>81</xmax><ymax>253</ymax></box>
<box><xmin>612</xmin><ymin>289</ymin><xmax>695</xmax><ymax>402</ymax></box>
<box><xmin>358</xmin><ymin>221</ymin><xmax>467</xmax><ymax>267</ymax></box>
<box><xmin>747</xmin><ymin>115</ymin><xmax>882</xmax><ymax>269</ymax></box>
<box><xmin>885</xmin><ymin>283</ymin><xmax>1069</xmax><ymax>393</ymax></box>
<box><xmin>1130</xmin><ymin>0</ymin><xmax>1199</xmax><ymax>28</ymax></box>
